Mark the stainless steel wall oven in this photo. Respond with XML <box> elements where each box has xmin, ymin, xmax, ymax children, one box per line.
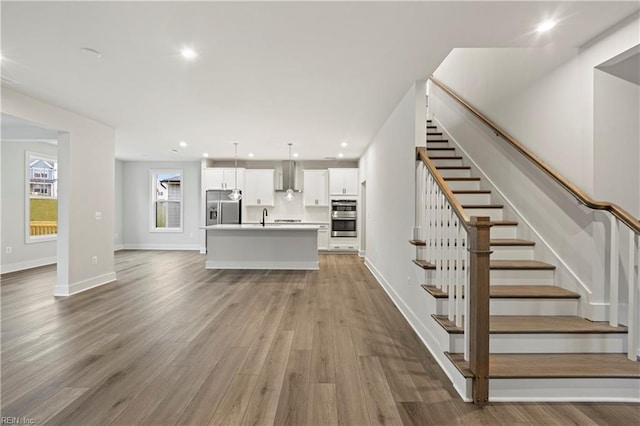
<box><xmin>331</xmin><ymin>200</ymin><xmax>357</xmax><ymax>237</ymax></box>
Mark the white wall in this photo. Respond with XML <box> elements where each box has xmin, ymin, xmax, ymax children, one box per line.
<box><xmin>433</xmin><ymin>14</ymin><xmax>639</xmax><ymax>198</ymax></box>
<box><xmin>122</xmin><ymin>161</ymin><xmax>201</xmax><ymax>250</ymax></box>
<box><xmin>114</xmin><ymin>159</ymin><xmax>124</xmax><ymax>249</ymax></box>
<box><xmin>1</xmin><ymin>140</ymin><xmax>57</xmax><ymax>273</ymax></box>
<box><xmin>594</xmin><ymin>70</ymin><xmax>640</xmax><ymax>216</ymax></box>
<box><xmin>1</xmin><ymin>88</ymin><xmax>116</xmax><ymax>296</ymax></box>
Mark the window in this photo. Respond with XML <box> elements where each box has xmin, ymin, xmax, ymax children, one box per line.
<box><xmin>26</xmin><ymin>152</ymin><xmax>58</xmax><ymax>242</ymax></box>
<box><xmin>150</xmin><ymin>170</ymin><xmax>183</xmax><ymax>232</ymax></box>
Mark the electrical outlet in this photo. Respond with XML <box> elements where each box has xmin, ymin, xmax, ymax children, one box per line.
<box><xmin>91</xmin><ymin>256</ymin><xmax>98</xmax><ymax>265</ymax></box>
<box><xmin>5</xmin><ymin>246</ymin><xmax>12</xmax><ymax>254</ymax></box>
<box><xmin>95</xmin><ymin>211</ymin><xmax>102</xmax><ymax>220</ymax></box>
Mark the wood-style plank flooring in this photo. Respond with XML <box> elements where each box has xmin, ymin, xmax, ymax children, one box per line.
<box><xmin>1</xmin><ymin>251</ymin><xmax>638</xmax><ymax>425</ymax></box>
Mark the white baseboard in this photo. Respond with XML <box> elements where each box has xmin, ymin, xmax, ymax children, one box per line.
<box><xmin>363</xmin><ymin>257</ymin><xmax>472</xmax><ymax>402</ymax></box>
<box><xmin>358</xmin><ymin>250</ymin><xmax>366</xmax><ymax>257</ymax></box>
<box><xmin>54</xmin><ymin>271</ymin><xmax>117</xmax><ymax>296</ymax></box>
<box><xmin>114</xmin><ymin>244</ymin><xmax>124</xmax><ymax>251</ymax></box>
<box><xmin>1</xmin><ymin>256</ymin><xmax>57</xmax><ymax>274</ymax></box>
<box><xmin>122</xmin><ymin>244</ymin><xmax>201</xmax><ymax>251</ymax></box>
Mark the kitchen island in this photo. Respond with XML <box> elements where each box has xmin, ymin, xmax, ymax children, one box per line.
<box><xmin>204</xmin><ymin>224</ymin><xmax>320</xmax><ymax>270</ymax></box>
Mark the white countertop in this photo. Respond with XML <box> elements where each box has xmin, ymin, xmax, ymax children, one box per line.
<box><xmin>243</xmin><ymin>221</ymin><xmax>330</xmax><ymax>225</ymax></box>
<box><xmin>204</xmin><ymin>224</ymin><xmax>321</xmax><ymax>231</ymax></box>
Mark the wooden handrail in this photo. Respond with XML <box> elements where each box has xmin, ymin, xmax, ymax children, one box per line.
<box><xmin>429</xmin><ymin>76</ymin><xmax>640</xmax><ymax>235</ymax></box>
<box><xmin>416</xmin><ymin>147</ymin><xmax>471</xmax><ymax>230</ymax></box>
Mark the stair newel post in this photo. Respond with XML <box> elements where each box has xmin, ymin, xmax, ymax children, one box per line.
<box><xmin>468</xmin><ymin>216</ymin><xmax>492</xmax><ymax>406</ymax></box>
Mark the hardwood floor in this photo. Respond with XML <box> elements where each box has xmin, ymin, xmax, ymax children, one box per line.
<box><xmin>1</xmin><ymin>251</ymin><xmax>638</xmax><ymax>425</ymax></box>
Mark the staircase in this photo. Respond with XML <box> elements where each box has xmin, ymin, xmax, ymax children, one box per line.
<box><xmin>411</xmin><ymin>119</ymin><xmax>640</xmax><ymax>401</ymax></box>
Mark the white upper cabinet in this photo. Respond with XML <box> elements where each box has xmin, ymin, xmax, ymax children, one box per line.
<box><xmin>303</xmin><ymin>170</ymin><xmax>329</xmax><ymax>207</ymax></box>
<box><xmin>203</xmin><ymin>168</ymin><xmax>244</xmax><ymax>191</ymax></box>
<box><xmin>328</xmin><ymin>168</ymin><xmax>359</xmax><ymax>196</ymax></box>
<box><xmin>243</xmin><ymin>169</ymin><xmax>275</xmax><ymax>206</ymax></box>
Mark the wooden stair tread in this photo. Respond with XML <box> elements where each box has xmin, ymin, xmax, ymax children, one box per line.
<box><xmin>490</xmin><ymin>238</ymin><xmax>535</xmax><ymax>246</ymax></box>
<box><xmin>490</xmin><ymin>259</ymin><xmax>555</xmax><ymax>270</ymax></box>
<box><xmin>427</xmin><ymin>125</ymin><xmax>437</xmax><ymax>129</ymax></box>
<box><xmin>429</xmin><ymin>156</ymin><xmax>463</xmax><ymax>160</ymax></box>
<box><xmin>428</xmin><ymin>139</ymin><xmax>449</xmax><ymax>143</ymax></box>
<box><xmin>432</xmin><ymin>315</ymin><xmax>628</xmax><ymax>334</ymax></box>
<box><xmin>444</xmin><ymin>177</ymin><xmax>480</xmax><ymax>181</ymax></box>
<box><xmin>427</xmin><ymin>147</ymin><xmax>454</xmax><ymax>151</ymax></box>
<box><xmin>453</xmin><ymin>190</ymin><xmax>491</xmax><ymax>194</ymax></box>
<box><xmin>446</xmin><ymin>353</ymin><xmax>640</xmax><ymax>379</ymax></box>
<box><xmin>490</xmin><ymin>220</ymin><xmax>518</xmax><ymax>226</ymax></box>
<box><xmin>422</xmin><ymin>284</ymin><xmax>580</xmax><ymax>299</ymax></box>
<box><xmin>462</xmin><ymin>204</ymin><xmax>503</xmax><ymax>209</ymax></box>
<box><xmin>409</xmin><ymin>239</ymin><xmax>426</xmax><ymax>246</ymax></box>
<box><xmin>436</xmin><ymin>166</ymin><xmax>470</xmax><ymax>170</ymax></box>
<box><xmin>427</xmin><ymin>132</ymin><xmax>443</xmax><ymax>136</ymax></box>
<box><xmin>412</xmin><ymin>259</ymin><xmax>435</xmax><ymax>270</ymax></box>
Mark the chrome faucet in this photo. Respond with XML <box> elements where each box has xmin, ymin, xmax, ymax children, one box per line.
<box><xmin>261</xmin><ymin>208</ymin><xmax>268</xmax><ymax>227</ymax></box>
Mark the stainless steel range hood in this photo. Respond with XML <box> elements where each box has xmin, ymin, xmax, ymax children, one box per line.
<box><xmin>274</xmin><ymin>160</ymin><xmax>302</xmax><ymax>192</ymax></box>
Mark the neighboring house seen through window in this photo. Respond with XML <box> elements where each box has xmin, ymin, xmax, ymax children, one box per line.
<box><xmin>26</xmin><ymin>152</ymin><xmax>58</xmax><ymax>242</ymax></box>
<box><xmin>150</xmin><ymin>170</ymin><xmax>183</xmax><ymax>232</ymax></box>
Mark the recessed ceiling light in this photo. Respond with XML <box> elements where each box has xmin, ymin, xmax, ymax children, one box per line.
<box><xmin>203</xmin><ymin>153</ymin><xmax>209</xmax><ymax>158</ymax></box>
<box><xmin>293</xmin><ymin>152</ymin><xmax>299</xmax><ymax>158</ymax></box>
<box><xmin>169</xmin><ymin>149</ymin><xmax>179</xmax><ymax>153</ymax></box>
<box><xmin>179</xmin><ymin>141</ymin><xmax>187</xmax><ymax>147</ymax></box>
<box><xmin>80</xmin><ymin>47</ymin><xmax>102</xmax><ymax>58</ymax></box>
<box><xmin>338</xmin><ymin>153</ymin><xmax>344</xmax><ymax>158</ymax></box>
<box><xmin>341</xmin><ymin>142</ymin><xmax>348</xmax><ymax>148</ymax></box>
<box><xmin>181</xmin><ymin>47</ymin><xmax>198</xmax><ymax>60</ymax></box>
<box><xmin>536</xmin><ymin>20</ymin><xmax>556</xmax><ymax>32</ymax></box>
<box><xmin>248</xmin><ymin>153</ymin><xmax>254</xmax><ymax>157</ymax></box>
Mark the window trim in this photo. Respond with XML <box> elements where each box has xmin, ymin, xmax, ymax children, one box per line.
<box><xmin>25</xmin><ymin>151</ymin><xmax>58</xmax><ymax>244</ymax></box>
<box><xmin>149</xmin><ymin>169</ymin><xmax>184</xmax><ymax>233</ymax></box>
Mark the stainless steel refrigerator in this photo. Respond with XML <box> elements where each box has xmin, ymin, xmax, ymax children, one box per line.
<box><xmin>206</xmin><ymin>190</ymin><xmax>242</xmax><ymax>225</ymax></box>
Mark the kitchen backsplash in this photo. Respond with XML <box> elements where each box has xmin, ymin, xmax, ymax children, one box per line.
<box><xmin>244</xmin><ymin>192</ymin><xmax>329</xmax><ymax>222</ymax></box>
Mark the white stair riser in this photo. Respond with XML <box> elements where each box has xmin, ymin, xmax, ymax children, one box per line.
<box><xmin>445</xmin><ymin>180</ymin><xmax>480</xmax><ymax>191</ymax></box>
<box><xmin>489</xmin><ymin>377</ymin><xmax>640</xmax><ymax>401</ymax></box>
<box><xmin>431</xmin><ymin>158</ymin><xmax>464</xmax><ymax>167</ymax></box>
<box><xmin>490</xmin><ymin>226</ymin><xmax>518</xmax><ymax>239</ymax></box>
<box><xmin>490</xmin><ymin>245</ymin><xmax>534</xmax><ymax>260</ymax></box>
<box><xmin>454</xmin><ymin>193</ymin><xmax>491</xmax><ymax>205</ymax></box>
<box><xmin>490</xmin><ymin>268</ymin><xmax>555</xmax><ymax>285</ymax></box>
<box><xmin>427</xmin><ymin>134</ymin><xmax>445</xmax><ymax>140</ymax></box>
<box><xmin>449</xmin><ymin>333</ymin><xmax>626</xmax><ymax>354</ymax></box>
<box><xmin>464</xmin><ymin>207</ymin><xmax>503</xmax><ymax>221</ymax></box>
<box><xmin>433</xmin><ymin>298</ymin><xmax>578</xmax><ymax>316</ymax></box>
<box><xmin>427</xmin><ymin>149</ymin><xmax>456</xmax><ymax>157</ymax></box>
<box><xmin>426</xmin><ymin>141</ymin><xmax>451</xmax><ymax>148</ymax></box>
<box><xmin>437</xmin><ymin>169</ymin><xmax>471</xmax><ymax>178</ymax></box>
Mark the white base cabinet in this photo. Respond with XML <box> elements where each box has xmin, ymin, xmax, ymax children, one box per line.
<box><xmin>317</xmin><ymin>224</ymin><xmax>330</xmax><ymax>250</ymax></box>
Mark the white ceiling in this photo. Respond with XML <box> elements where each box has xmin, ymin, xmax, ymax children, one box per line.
<box><xmin>2</xmin><ymin>1</ymin><xmax>638</xmax><ymax>161</ymax></box>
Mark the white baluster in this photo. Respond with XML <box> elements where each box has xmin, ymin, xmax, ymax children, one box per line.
<box><xmin>456</xmin><ymin>221</ymin><xmax>463</xmax><ymax>327</ymax></box>
<box><xmin>464</xmin><ymin>231</ymin><xmax>470</xmax><ymax>361</ymax></box>
<box><xmin>628</xmin><ymin>230</ymin><xmax>638</xmax><ymax>361</ymax></box>
<box><xmin>610</xmin><ymin>215</ymin><xmax>619</xmax><ymax>326</ymax></box>
<box><xmin>448</xmin><ymin>206</ymin><xmax>454</xmax><ymax>321</ymax></box>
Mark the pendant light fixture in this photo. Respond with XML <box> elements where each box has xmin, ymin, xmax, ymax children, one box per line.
<box><xmin>229</xmin><ymin>142</ymin><xmax>242</xmax><ymax>201</ymax></box>
<box><xmin>285</xmin><ymin>143</ymin><xmax>294</xmax><ymax>201</ymax></box>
